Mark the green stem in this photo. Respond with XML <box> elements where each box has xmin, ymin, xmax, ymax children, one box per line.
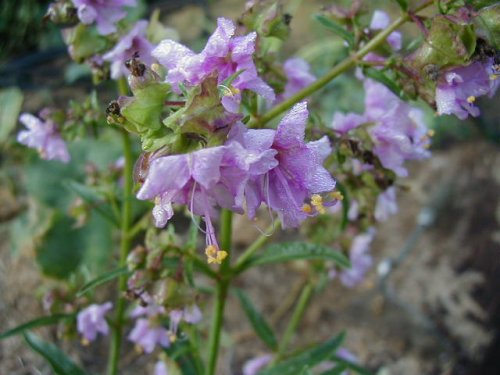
<box><xmin>232</xmin><ymin>219</ymin><xmax>281</xmax><ymax>274</ymax></box>
<box><xmin>107</xmin><ymin>79</ymin><xmax>133</xmax><ymax>375</ymax></box>
<box><xmin>275</xmin><ymin>283</ymin><xmax>314</xmax><ymax>362</ymax></box>
<box><xmin>248</xmin><ymin>0</ymin><xmax>433</xmax><ymax>128</ymax></box>
<box><xmin>206</xmin><ymin>209</ymin><xmax>233</xmax><ymax>375</ymax></box>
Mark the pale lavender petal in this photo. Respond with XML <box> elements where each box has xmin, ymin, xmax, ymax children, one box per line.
<box><xmin>274</xmin><ymin>102</ymin><xmax>308</xmax><ymax>149</ymax></box>
<box><xmin>370</xmin><ymin>10</ymin><xmax>390</xmax><ymax>30</ymax></box>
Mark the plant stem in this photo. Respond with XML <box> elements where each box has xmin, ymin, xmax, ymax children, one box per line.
<box><xmin>275</xmin><ymin>283</ymin><xmax>314</xmax><ymax>362</ymax></box>
<box><xmin>232</xmin><ymin>219</ymin><xmax>281</xmax><ymax>274</ymax></box>
<box><xmin>107</xmin><ymin>79</ymin><xmax>133</xmax><ymax>375</ymax></box>
<box><xmin>206</xmin><ymin>209</ymin><xmax>233</xmax><ymax>375</ymax></box>
<box><xmin>248</xmin><ymin>0</ymin><xmax>433</xmax><ymax>128</ymax></box>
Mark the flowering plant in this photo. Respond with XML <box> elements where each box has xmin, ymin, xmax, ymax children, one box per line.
<box><xmin>1</xmin><ymin>0</ymin><xmax>499</xmax><ymax>374</ymax></box>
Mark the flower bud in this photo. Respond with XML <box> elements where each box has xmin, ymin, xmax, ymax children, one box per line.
<box><xmin>44</xmin><ymin>1</ymin><xmax>78</xmax><ymax>27</ymax></box>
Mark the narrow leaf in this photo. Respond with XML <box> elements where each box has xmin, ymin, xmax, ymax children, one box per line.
<box><xmin>314</xmin><ymin>15</ymin><xmax>355</xmax><ymax>46</ymax></box>
<box><xmin>260</xmin><ymin>332</ymin><xmax>345</xmax><ymax>375</ymax></box>
<box><xmin>235</xmin><ymin>289</ymin><xmax>278</xmax><ymax>350</ymax></box>
<box><xmin>245</xmin><ymin>242</ymin><xmax>351</xmax><ymax>270</ymax></box>
<box><xmin>76</xmin><ymin>267</ymin><xmax>130</xmax><ymax>297</ymax></box>
<box><xmin>23</xmin><ymin>332</ymin><xmax>87</xmax><ymax>375</ymax></box>
<box><xmin>300</xmin><ymin>366</ymin><xmax>313</xmax><ymax>375</ymax></box>
<box><xmin>392</xmin><ymin>0</ymin><xmax>408</xmax><ymax>11</ymax></box>
<box><xmin>0</xmin><ymin>314</ymin><xmax>73</xmax><ymax>340</ymax></box>
<box><xmin>363</xmin><ymin>68</ymin><xmax>408</xmax><ymax>100</ymax></box>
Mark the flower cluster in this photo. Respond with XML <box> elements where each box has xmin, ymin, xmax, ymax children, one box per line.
<box><xmin>137</xmin><ymin>102</ymin><xmax>337</xmax><ymax>262</ymax></box>
<box><xmin>128</xmin><ymin>296</ymin><xmax>202</xmax><ymax>353</ymax></box>
<box><xmin>153</xmin><ymin>17</ymin><xmax>275</xmax><ymax>113</ymax></box>
<box><xmin>332</xmin><ymin>79</ymin><xmax>431</xmax><ymax>177</ymax></box>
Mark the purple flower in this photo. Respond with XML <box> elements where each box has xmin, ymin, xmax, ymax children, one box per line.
<box><xmin>137</xmin><ymin>140</ymin><xmax>277</xmax><ymax>262</ymax></box>
<box><xmin>17</xmin><ymin>113</ymin><xmax>70</xmax><ymax>163</ymax></box>
<box><xmin>374</xmin><ymin>187</ymin><xmax>398</xmax><ymax>222</ymax></box>
<box><xmin>154</xmin><ymin>361</ymin><xmax>169</xmax><ymax>375</ymax></box>
<box><xmin>77</xmin><ymin>302</ymin><xmax>113</xmax><ymax>343</ymax></box>
<box><xmin>128</xmin><ymin>318</ymin><xmax>170</xmax><ymax>353</ymax></box>
<box><xmin>242</xmin><ymin>354</ymin><xmax>273</xmax><ymax>375</ymax></box>
<box><xmin>168</xmin><ymin>304</ymin><xmax>202</xmax><ymax>341</ymax></box>
<box><xmin>230</xmin><ymin>102</ymin><xmax>336</xmax><ymax>228</ymax></box>
<box><xmin>103</xmin><ymin>20</ymin><xmax>154</xmax><ymax>79</ymax></box>
<box><xmin>153</xmin><ymin>17</ymin><xmax>275</xmax><ymax>112</ymax></box>
<box><xmin>279</xmin><ymin>58</ymin><xmax>316</xmax><ymax>101</ymax></box>
<box><xmin>71</xmin><ymin>0</ymin><xmax>137</xmax><ymax>35</ymax></box>
<box><xmin>331</xmin><ymin>229</ymin><xmax>375</xmax><ymax>288</ymax></box>
<box><xmin>331</xmin><ymin>112</ymin><xmax>367</xmax><ymax>135</ymax></box>
<box><xmin>436</xmin><ymin>59</ymin><xmax>499</xmax><ymax>120</ymax></box>
<box><xmin>369</xmin><ymin>10</ymin><xmax>402</xmax><ymax>51</ymax></box>
<box><xmin>332</xmin><ymin>79</ymin><xmax>431</xmax><ymax>177</ymax></box>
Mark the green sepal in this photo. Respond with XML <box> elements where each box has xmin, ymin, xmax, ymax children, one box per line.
<box><xmin>476</xmin><ymin>4</ymin><xmax>500</xmax><ymax>48</ymax></box>
<box><xmin>63</xmin><ymin>24</ymin><xmax>110</xmax><ymax>63</ymax></box>
<box><xmin>163</xmin><ymin>76</ymin><xmax>232</xmax><ymax>150</ymax></box>
<box><xmin>410</xmin><ymin>15</ymin><xmax>476</xmax><ymax>71</ymax></box>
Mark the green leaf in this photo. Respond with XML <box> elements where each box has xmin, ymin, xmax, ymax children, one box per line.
<box><xmin>164</xmin><ymin>339</ymin><xmax>200</xmax><ymax>375</ymax></box>
<box><xmin>36</xmin><ymin>214</ymin><xmax>87</xmax><ymax>279</ymax></box>
<box><xmin>0</xmin><ymin>87</ymin><xmax>23</xmax><ymax>144</ymax></box>
<box><xmin>392</xmin><ymin>0</ymin><xmax>408</xmax><ymax>11</ymax></box>
<box><xmin>64</xmin><ymin>180</ymin><xmax>119</xmax><ymax>226</ymax></box>
<box><xmin>300</xmin><ymin>366</ymin><xmax>313</xmax><ymax>375</ymax></box>
<box><xmin>363</xmin><ymin>68</ymin><xmax>408</xmax><ymax>100</ymax></box>
<box><xmin>76</xmin><ymin>267</ymin><xmax>130</xmax><ymax>297</ymax></box>
<box><xmin>260</xmin><ymin>333</ymin><xmax>345</xmax><ymax>375</ymax></box>
<box><xmin>235</xmin><ymin>289</ymin><xmax>278</xmax><ymax>350</ymax></box>
<box><xmin>466</xmin><ymin>0</ymin><xmax>499</xmax><ymax>10</ymax></box>
<box><xmin>330</xmin><ymin>355</ymin><xmax>372</xmax><ymax>375</ymax></box>
<box><xmin>0</xmin><ymin>314</ymin><xmax>73</xmax><ymax>340</ymax></box>
<box><xmin>314</xmin><ymin>15</ymin><xmax>355</xmax><ymax>47</ymax></box>
<box><xmin>244</xmin><ymin>242</ymin><xmax>351</xmax><ymax>270</ymax></box>
<box><xmin>23</xmin><ymin>331</ymin><xmax>88</xmax><ymax>375</ymax></box>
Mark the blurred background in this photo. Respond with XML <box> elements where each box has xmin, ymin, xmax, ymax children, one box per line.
<box><xmin>1</xmin><ymin>1</ymin><xmax>499</xmax><ymax>374</ymax></box>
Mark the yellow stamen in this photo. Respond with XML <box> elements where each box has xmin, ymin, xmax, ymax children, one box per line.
<box><xmin>310</xmin><ymin>194</ymin><xmax>326</xmax><ymax>214</ymax></box>
<box><xmin>302</xmin><ymin>203</ymin><xmax>313</xmax><ymax>214</ymax></box>
<box><xmin>467</xmin><ymin>96</ymin><xmax>476</xmax><ymax>103</ymax></box>
<box><xmin>427</xmin><ymin>129</ymin><xmax>435</xmax><ymax>137</ymax></box>
<box><xmin>330</xmin><ymin>191</ymin><xmax>344</xmax><ymax>201</ymax></box>
<box><xmin>490</xmin><ymin>74</ymin><xmax>499</xmax><ymax>81</ymax></box>
<box><xmin>205</xmin><ymin>245</ymin><xmax>228</xmax><ymax>264</ymax></box>
<box><xmin>81</xmin><ymin>338</ymin><xmax>90</xmax><ymax>346</ymax></box>
<box><xmin>169</xmin><ymin>333</ymin><xmax>177</xmax><ymax>343</ymax></box>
